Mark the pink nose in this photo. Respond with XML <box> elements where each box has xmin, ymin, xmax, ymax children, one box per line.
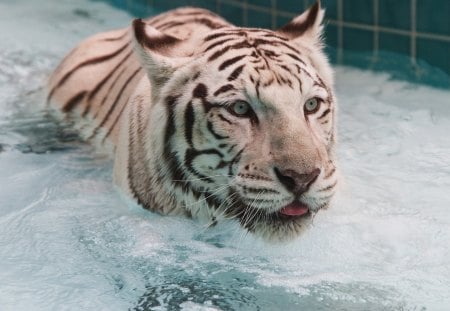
<box><xmin>274</xmin><ymin>167</ymin><xmax>321</xmax><ymax>196</ymax></box>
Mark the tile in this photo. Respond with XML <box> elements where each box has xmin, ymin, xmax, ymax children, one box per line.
<box><xmin>277</xmin><ymin>0</ymin><xmax>305</xmax><ymax>13</ymax></box>
<box><xmin>302</xmin><ymin>0</ymin><xmax>318</xmax><ymax>10</ymax></box>
<box><xmin>379</xmin><ymin>32</ymin><xmax>410</xmax><ymax>55</ymax></box>
<box><xmin>275</xmin><ymin>14</ymin><xmax>294</xmax><ymax>29</ymax></box>
<box><xmin>127</xmin><ymin>1</ymin><xmax>154</xmax><ymax>17</ymax></box>
<box><xmin>416</xmin><ymin>38</ymin><xmax>450</xmax><ymax>75</ymax></box>
<box><xmin>417</xmin><ymin>0</ymin><xmax>450</xmax><ymax>36</ymax></box>
<box><xmin>152</xmin><ymin>0</ymin><xmax>183</xmax><ymax>11</ymax></box>
<box><xmin>324</xmin><ymin>23</ymin><xmax>338</xmax><ymax>47</ymax></box>
<box><xmin>109</xmin><ymin>0</ymin><xmax>127</xmax><ymax>9</ymax></box>
<box><xmin>322</xmin><ymin>0</ymin><xmax>338</xmax><ymax>20</ymax></box>
<box><xmin>342</xmin><ymin>26</ymin><xmax>374</xmax><ymax>51</ymax></box>
<box><xmin>378</xmin><ymin>0</ymin><xmax>410</xmax><ymax>30</ymax></box>
<box><xmin>248</xmin><ymin>0</ymin><xmax>272</xmax><ymax>8</ymax></box>
<box><xmin>343</xmin><ymin>0</ymin><xmax>374</xmax><ymax>25</ymax></box>
<box><xmin>219</xmin><ymin>2</ymin><xmax>244</xmax><ymax>26</ymax></box>
<box><xmin>247</xmin><ymin>8</ymin><xmax>273</xmax><ymax>29</ymax></box>
<box><xmin>324</xmin><ymin>45</ymin><xmax>338</xmax><ymax>63</ymax></box>
<box><xmin>190</xmin><ymin>0</ymin><xmax>218</xmax><ymax>12</ymax></box>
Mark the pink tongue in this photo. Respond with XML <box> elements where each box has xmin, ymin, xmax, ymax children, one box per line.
<box><xmin>280</xmin><ymin>202</ymin><xmax>309</xmax><ymax>216</ymax></box>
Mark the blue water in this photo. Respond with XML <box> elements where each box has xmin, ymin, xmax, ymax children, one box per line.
<box><xmin>1</xmin><ymin>0</ymin><xmax>450</xmax><ymax>310</ymax></box>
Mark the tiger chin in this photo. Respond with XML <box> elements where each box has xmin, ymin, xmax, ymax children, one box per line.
<box><xmin>47</xmin><ymin>1</ymin><xmax>338</xmax><ymax>242</ymax></box>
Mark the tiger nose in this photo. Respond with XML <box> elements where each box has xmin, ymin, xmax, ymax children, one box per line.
<box><xmin>274</xmin><ymin>167</ymin><xmax>321</xmax><ymax>196</ymax></box>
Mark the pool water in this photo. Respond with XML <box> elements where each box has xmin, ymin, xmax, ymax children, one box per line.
<box><xmin>1</xmin><ymin>0</ymin><xmax>449</xmax><ymax>310</ymax></box>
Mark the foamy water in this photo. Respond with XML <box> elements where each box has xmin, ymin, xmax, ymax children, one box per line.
<box><xmin>1</xmin><ymin>0</ymin><xmax>449</xmax><ymax>310</ymax></box>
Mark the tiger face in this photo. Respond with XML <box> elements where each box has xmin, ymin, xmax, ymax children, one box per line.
<box><xmin>132</xmin><ymin>2</ymin><xmax>338</xmax><ymax>241</ymax></box>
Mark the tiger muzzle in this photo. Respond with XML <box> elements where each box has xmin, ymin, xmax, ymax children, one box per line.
<box><xmin>274</xmin><ymin>167</ymin><xmax>321</xmax><ymax>196</ymax></box>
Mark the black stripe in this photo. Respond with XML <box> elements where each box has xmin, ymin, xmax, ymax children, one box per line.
<box><xmin>192</xmin><ymin>83</ymin><xmax>208</xmax><ymax>98</ymax></box>
<box><xmin>164</xmin><ymin>96</ymin><xmax>179</xmax><ymax>144</ymax></box>
<box><xmin>286</xmin><ymin>53</ymin><xmax>306</xmax><ymax>66</ymax></box>
<box><xmin>204</xmin><ymin>32</ymin><xmax>234</xmax><ymax>42</ymax></box>
<box><xmin>128</xmin><ymin>123</ymin><xmax>149</xmax><ymax>209</ymax></box>
<box><xmin>228</xmin><ymin>64</ymin><xmax>245</xmax><ymax>81</ymax></box>
<box><xmin>263</xmin><ymin>50</ymin><xmax>280</xmax><ymax>59</ymax></box>
<box><xmin>93</xmin><ymin>66</ymin><xmax>128</xmax><ymax>118</ymax></box>
<box><xmin>279</xmin><ymin>64</ymin><xmax>293</xmax><ymax>75</ymax></box>
<box><xmin>255</xmin><ymin>79</ymin><xmax>261</xmax><ymax>100</ymax></box>
<box><xmin>296</xmin><ymin>77</ymin><xmax>303</xmax><ymax>93</ymax></box>
<box><xmin>242</xmin><ymin>186</ymin><xmax>280</xmax><ymax>194</ymax></box>
<box><xmin>192</xmin><ymin>72</ymin><xmax>200</xmax><ymax>81</ymax></box>
<box><xmin>101</xmin><ymin>96</ymin><xmax>131</xmax><ymax>143</ymax></box>
<box><xmin>218</xmin><ymin>114</ymin><xmax>232</xmax><ymax>124</ymax></box>
<box><xmin>90</xmin><ymin>67</ymin><xmax>141</xmax><ymax>138</ymax></box>
<box><xmin>218</xmin><ymin>54</ymin><xmax>246</xmax><ymax>71</ymax></box>
<box><xmin>208</xmin><ymin>40</ymin><xmax>252</xmax><ymax>62</ymax></box>
<box><xmin>62</xmin><ymin>91</ymin><xmax>86</xmax><ymax>112</ymax></box>
<box><xmin>261</xmin><ymin>33</ymin><xmax>289</xmax><ymax>41</ymax></box>
<box><xmin>318</xmin><ymin>181</ymin><xmax>337</xmax><ymax>192</ymax></box>
<box><xmin>82</xmin><ymin>50</ymin><xmax>133</xmax><ymax>117</ymax></box>
<box><xmin>228</xmin><ymin>148</ymin><xmax>244</xmax><ymax>175</ymax></box>
<box><xmin>317</xmin><ymin>108</ymin><xmax>331</xmax><ymax>120</ymax></box>
<box><xmin>324</xmin><ymin>167</ymin><xmax>336</xmax><ymax>179</ymax></box>
<box><xmin>47</xmin><ymin>42</ymin><xmax>129</xmax><ymax>103</ymax></box>
<box><xmin>184</xmin><ymin>148</ymin><xmax>223</xmax><ymax>183</ymax></box>
<box><xmin>158</xmin><ymin>18</ymin><xmax>226</xmax><ymax>31</ymax></box>
<box><xmin>204</xmin><ymin>38</ymin><xmax>232</xmax><ymax>52</ymax></box>
<box><xmin>207</xmin><ymin>121</ymin><xmax>229</xmax><ymax>139</ymax></box>
<box><xmin>227</xmin><ymin>144</ymin><xmax>236</xmax><ymax>153</ymax></box>
<box><xmin>296</xmin><ymin>64</ymin><xmax>314</xmax><ymax>80</ymax></box>
<box><xmin>262</xmin><ymin>76</ymin><xmax>274</xmax><ymax>87</ymax></box>
<box><xmin>213</xmin><ymin>84</ymin><xmax>235</xmax><ymax>96</ymax></box>
<box><xmin>162</xmin><ymin>95</ymin><xmax>192</xmax><ymax>192</ymax></box>
<box><xmin>103</xmin><ymin>30</ymin><xmax>128</xmax><ymax>41</ymax></box>
<box><xmin>241</xmin><ymin>198</ymin><xmax>275</xmax><ymax>204</ymax></box>
<box><xmin>270</xmin><ymin>41</ymin><xmax>301</xmax><ymax>55</ymax></box>
<box><xmin>184</xmin><ymin>101</ymin><xmax>195</xmax><ymax>147</ymax></box>
<box><xmin>101</xmin><ymin>70</ymin><xmax>144</xmax><ymax>143</ymax></box>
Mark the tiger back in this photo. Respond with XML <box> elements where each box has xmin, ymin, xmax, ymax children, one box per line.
<box><xmin>47</xmin><ymin>2</ymin><xmax>339</xmax><ymax>242</ymax></box>
<box><xmin>48</xmin><ymin>7</ymin><xmax>230</xmax><ymax>144</ymax></box>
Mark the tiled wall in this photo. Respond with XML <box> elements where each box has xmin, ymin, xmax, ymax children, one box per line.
<box><xmin>103</xmin><ymin>0</ymin><xmax>450</xmax><ymax>87</ymax></box>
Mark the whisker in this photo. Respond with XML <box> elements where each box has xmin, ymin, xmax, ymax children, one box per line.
<box><xmin>242</xmin><ymin>191</ymin><xmax>263</xmax><ymax>231</ymax></box>
<box><xmin>172</xmin><ymin>174</ymin><xmax>234</xmax><ymax>183</ymax></box>
<box><xmin>182</xmin><ymin>184</ymin><xmax>229</xmax><ymax>209</ymax></box>
<box><xmin>317</xmin><ymin>180</ymin><xmax>337</xmax><ymax>192</ymax></box>
<box><xmin>212</xmin><ymin>192</ymin><xmax>237</xmax><ymax>223</ymax></box>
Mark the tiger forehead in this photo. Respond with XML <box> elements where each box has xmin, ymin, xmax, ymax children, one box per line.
<box><xmin>203</xmin><ymin>28</ymin><xmax>290</xmax><ymax>43</ymax></box>
<box><xmin>197</xmin><ymin>28</ymin><xmax>319</xmax><ymax>92</ymax></box>
<box><xmin>201</xmin><ymin>28</ymin><xmax>306</xmax><ymax>62</ymax></box>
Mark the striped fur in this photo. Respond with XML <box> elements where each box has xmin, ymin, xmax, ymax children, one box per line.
<box><xmin>48</xmin><ymin>2</ymin><xmax>339</xmax><ymax>242</ymax></box>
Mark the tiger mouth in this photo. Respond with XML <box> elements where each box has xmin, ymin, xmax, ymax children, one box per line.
<box><xmin>278</xmin><ymin>200</ymin><xmax>310</xmax><ymax>217</ymax></box>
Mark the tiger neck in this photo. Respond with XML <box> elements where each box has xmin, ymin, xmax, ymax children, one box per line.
<box><xmin>114</xmin><ymin>80</ymin><xmax>224</xmax><ymax>223</ymax></box>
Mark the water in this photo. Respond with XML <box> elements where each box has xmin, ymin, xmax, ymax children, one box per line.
<box><xmin>1</xmin><ymin>0</ymin><xmax>449</xmax><ymax>310</ymax></box>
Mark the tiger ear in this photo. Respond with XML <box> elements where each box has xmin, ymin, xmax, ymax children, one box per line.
<box><xmin>132</xmin><ymin>19</ymin><xmax>190</xmax><ymax>95</ymax></box>
<box><xmin>277</xmin><ymin>1</ymin><xmax>325</xmax><ymax>48</ymax></box>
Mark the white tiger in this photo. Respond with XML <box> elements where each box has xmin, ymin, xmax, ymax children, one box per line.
<box><xmin>47</xmin><ymin>1</ymin><xmax>338</xmax><ymax>241</ymax></box>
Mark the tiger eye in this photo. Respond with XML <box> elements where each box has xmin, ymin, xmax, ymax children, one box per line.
<box><xmin>232</xmin><ymin>101</ymin><xmax>250</xmax><ymax>116</ymax></box>
<box><xmin>304</xmin><ymin>97</ymin><xmax>320</xmax><ymax>114</ymax></box>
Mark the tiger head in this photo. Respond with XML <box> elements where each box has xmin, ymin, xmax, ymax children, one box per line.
<box><xmin>132</xmin><ymin>2</ymin><xmax>338</xmax><ymax>241</ymax></box>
